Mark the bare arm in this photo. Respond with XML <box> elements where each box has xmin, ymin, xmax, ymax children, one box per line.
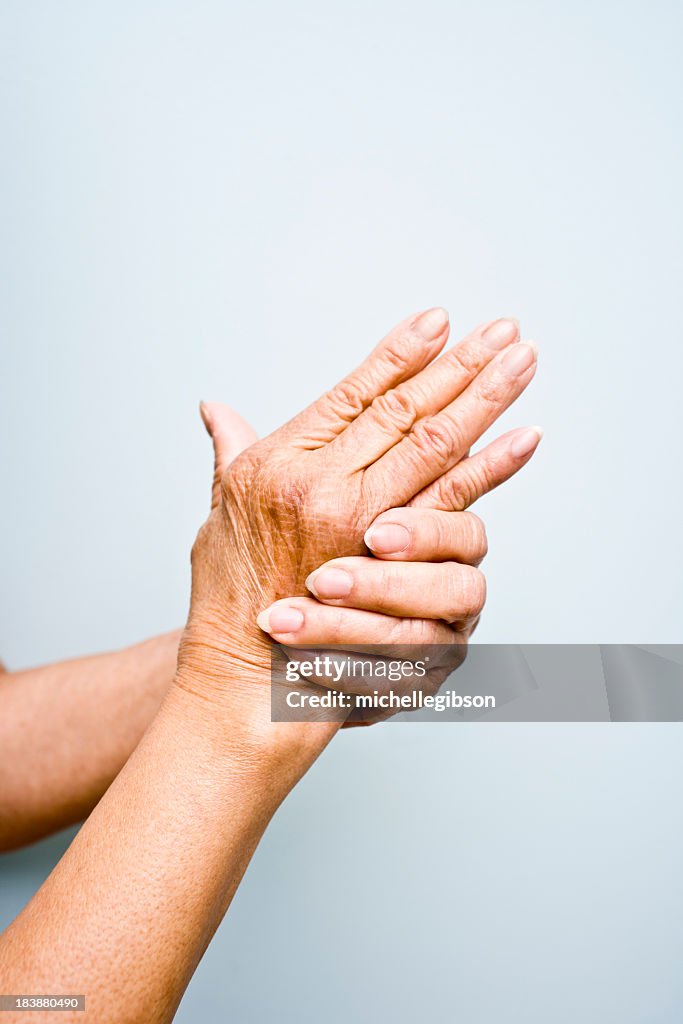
<box><xmin>0</xmin><ymin>682</ymin><xmax>335</xmax><ymax>1023</ymax></box>
<box><xmin>0</xmin><ymin>310</ymin><xmax>538</xmax><ymax>1022</ymax></box>
<box><xmin>0</xmin><ymin>409</ymin><xmax>260</xmax><ymax>853</ymax></box>
<box><xmin>0</xmin><ymin>631</ymin><xmax>180</xmax><ymax>851</ymax></box>
<box><xmin>0</xmin><ymin>355</ymin><xmax>540</xmax><ymax>853</ymax></box>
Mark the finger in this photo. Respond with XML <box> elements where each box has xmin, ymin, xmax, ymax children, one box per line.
<box><xmin>363</xmin><ymin>508</ymin><xmax>488</xmax><ymax>564</ymax></box>
<box><xmin>330</xmin><ymin>317</ymin><xmax>520</xmax><ymax>467</ymax></box>
<box><xmin>304</xmin><ymin>557</ymin><xmax>486</xmax><ymax>626</ymax></box>
<box><xmin>365</xmin><ymin>340</ymin><xmax>537</xmax><ymax>503</ymax></box>
<box><xmin>256</xmin><ymin>596</ymin><xmax>457</xmax><ymax>651</ymax></box>
<box><xmin>282</xmin><ymin>308</ymin><xmax>450</xmax><ymax>446</ymax></box>
<box><xmin>200</xmin><ymin>401</ymin><xmax>259</xmax><ymax>510</ymax></box>
<box><xmin>410</xmin><ymin>425</ymin><xmax>543</xmax><ymax>511</ymax></box>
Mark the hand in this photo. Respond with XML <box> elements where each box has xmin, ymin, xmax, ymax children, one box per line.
<box><xmin>210</xmin><ymin>401</ymin><xmax>541</xmax><ymax>727</ymax></box>
<box><xmin>260</xmin><ymin>505</ymin><xmax>489</xmax><ymax>727</ymax></box>
<box><xmin>256</xmin><ymin>422</ymin><xmax>542</xmax><ymax>645</ymax></box>
<box><xmin>259</xmin><ymin>419</ymin><xmax>541</xmax><ymax>719</ymax></box>
<box><xmin>0</xmin><ymin>312</ymin><xmax>540</xmax><ymax>1024</ymax></box>
<box><xmin>177</xmin><ymin>309</ymin><xmax>536</xmax><ymax>743</ymax></box>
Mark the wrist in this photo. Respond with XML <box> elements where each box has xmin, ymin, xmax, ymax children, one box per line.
<box><xmin>167</xmin><ymin>657</ymin><xmax>340</xmax><ymax>805</ymax></box>
<box><xmin>177</xmin><ymin>617</ymin><xmax>271</xmax><ymax>691</ymax></box>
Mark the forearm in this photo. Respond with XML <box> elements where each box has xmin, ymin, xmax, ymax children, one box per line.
<box><xmin>0</xmin><ymin>682</ymin><xmax>336</xmax><ymax>1024</ymax></box>
<box><xmin>0</xmin><ymin>631</ymin><xmax>181</xmax><ymax>850</ymax></box>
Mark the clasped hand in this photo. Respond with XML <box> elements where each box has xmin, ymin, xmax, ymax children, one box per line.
<box><xmin>177</xmin><ymin>309</ymin><xmax>539</xmax><ymax>733</ymax></box>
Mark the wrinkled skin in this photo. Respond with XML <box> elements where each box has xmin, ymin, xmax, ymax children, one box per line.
<box><xmin>176</xmin><ymin>308</ymin><xmax>537</xmax><ymax>737</ymax></box>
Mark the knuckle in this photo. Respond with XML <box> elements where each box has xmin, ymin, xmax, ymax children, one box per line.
<box><xmin>444</xmin><ymin>564</ymin><xmax>487</xmax><ymax>620</ymax></box>
<box><xmin>463</xmin><ymin>511</ymin><xmax>488</xmax><ymax>561</ymax></box>
<box><xmin>476</xmin><ymin>372</ymin><xmax>508</xmax><ymax>408</ymax></box>
<box><xmin>462</xmin><ymin>566</ymin><xmax>487</xmax><ymax>617</ymax></box>
<box><xmin>409</xmin><ymin>416</ymin><xmax>461</xmax><ymax>466</ymax></box>
<box><xmin>433</xmin><ymin>475</ymin><xmax>470</xmax><ymax>512</ymax></box>
<box><xmin>325</xmin><ymin>378</ymin><xmax>367</xmax><ymax>420</ymax></box>
<box><xmin>437</xmin><ymin>460</ymin><xmax>491</xmax><ymax>511</ymax></box>
<box><xmin>444</xmin><ymin>345</ymin><xmax>476</xmax><ymax>379</ymax></box>
<box><xmin>384</xmin><ymin>337</ymin><xmax>417</xmax><ymax>373</ymax></box>
<box><xmin>438</xmin><ymin>475</ymin><xmax>475</xmax><ymax>516</ymax></box>
<box><xmin>370</xmin><ymin>387</ymin><xmax>419</xmax><ymax>432</ymax></box>
<box><xmin>471</xmin><ymin>457</ymin><xmax>497</xmax><ymax>496</ymax></box>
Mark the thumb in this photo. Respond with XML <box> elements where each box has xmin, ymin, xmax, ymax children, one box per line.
<box><xmin>199</xmin><ymin>401</ymin><xmax>259</xmax><ymax>510</ymax></box>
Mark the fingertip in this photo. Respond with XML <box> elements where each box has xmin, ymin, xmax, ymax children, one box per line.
<box><xmin>508</xmin><ymin>426</ymin><xmax>543</xmax><ymax>459</ymax></box>
<box><xmin>364</xmin><ymin>522</ymin><xmax>411</xmax><ymax>555</ymax></box>
<box><xmin>481</xmin><ymin>317</ymin><xmax>520</xmax><ymax>349</ymax></box>
<box><xmin>257</xmin><ymin>604</ymin><xmax>305</xmax><ymax>636</ymax></box>
<box><xmin>410</xmin><ymin>307</ymin><xmax>450</xmax><ymax>344</ymax></box>
<box><xmin>199</xmin><ymin>400</ymin><xmax>213</xmax><ymax>435</ymax></box>
<box><xmin>305</xmin><ymin>567</ymin><xmax>353</xmax><ymax>600</ymax></box>
<box><xmin>256</xmin><ymin>609</ymin><xmax>271</xmax><ymax>632</ymax></box>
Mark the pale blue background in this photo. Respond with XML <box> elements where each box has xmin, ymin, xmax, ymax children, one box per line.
<box><xmin>2</xmin><ymin>2</ymin><xmax>683</xmax><ymax>1021</ymax></box>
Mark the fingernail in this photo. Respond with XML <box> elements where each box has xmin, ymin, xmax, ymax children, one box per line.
<box><xmin>306</xmin><ymin>567</ymin><xmax>353</xmax><ymax>599</ymax></box>
<box><xmin>364</xmin><ymin>523</ymin><xmax>411</xmax><ymax>554</ymax></box>
<box><xmin>501</xmin><ymin>341</ymin><xmax>537</xmax><ymax>375</ymax></box>
<box><xmin>199</xmin><ymin>401</ymin><xmax>212</xmax><ymax>432</ymax></box>
<box><xmin>509</xmin><ymin>425</ymin><xmax>543</xmax><ymax>458</ymax></box>
<box><xmin>413</xmin><ymin>307</ymin><xmax>449</xmax><ymax>342</ymax></box>
<box><xmin>257</xmin><ymin>605</ymin><xmax>305</xmax><ymax>634</ymax></box>
<box><xmin>482</xmin><ymin>318</ymin><xmax>519</xmax><ymax>349</ymax></box>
